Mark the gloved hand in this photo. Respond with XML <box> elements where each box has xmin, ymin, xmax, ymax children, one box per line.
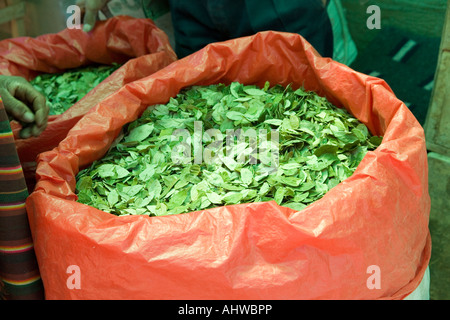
<box><xmin>76</xmin><ymin>0</ymin><xmax>111</xmax><ymax>32</ymax></box>
<box><xmin>0</xmin><ymin>75</ymin><xmax>48</xmax><ymax>138</ymax></box>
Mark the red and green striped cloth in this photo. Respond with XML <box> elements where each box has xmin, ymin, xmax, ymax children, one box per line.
<box><xmin>0</xmin><ymin>97</ymin><xmax>44</xmax><ymax>300</ymax></box>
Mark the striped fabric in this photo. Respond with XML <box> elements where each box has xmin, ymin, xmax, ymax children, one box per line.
<box><xmin>0</xmin><ymin>97</ymin><xmax>44</xmax><ymax>300</ymax></box>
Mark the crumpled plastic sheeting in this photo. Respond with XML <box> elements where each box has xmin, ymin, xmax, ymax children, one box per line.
<box><xmin>0</xmin><ymin>16</ymin><xmax>177</xmax><ymax>189</ymax></box>
<box><xmin>27</xmin><ymin>31</ymin><xmax>430</xmax><ymax>300</ymax></box>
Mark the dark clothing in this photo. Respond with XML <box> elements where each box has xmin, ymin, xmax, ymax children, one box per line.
<box><xmin>168</xmin><ymin>0</ymin><xmax>334</xmax><ymax>58</ymax></box>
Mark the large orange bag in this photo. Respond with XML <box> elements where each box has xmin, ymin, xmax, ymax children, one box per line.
<box><xmin>0</xmin><ymin>16</ymin><xmax>176</xmax><ymax>188</ymax></box>
<box><xmin>27</xmin><ymin>31</ymin><xmax>431</xmax><ymax>300</ymax></box>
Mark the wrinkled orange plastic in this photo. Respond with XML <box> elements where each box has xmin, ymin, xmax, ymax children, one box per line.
<box><xmin>26</xmin><ymin>31</ymin><xmax>430</xmax><ymax>300</ymax></box>
<box><xmin>0</xmin><ymin>16</ymin><xmax>176</xmax><ymax>189</ymax></box>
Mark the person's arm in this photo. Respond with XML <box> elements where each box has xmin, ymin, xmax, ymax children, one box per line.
<box><xmin>76</xmin><ymin>0</ymin><xmax>111</xmax><ymax>32</ymax></box>
<box><xmin>0</xmin><ymin>76</ymin><xmax>48</xmax><ymax>139</ymax></box>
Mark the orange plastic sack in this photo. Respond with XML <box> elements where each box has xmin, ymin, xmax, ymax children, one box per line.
<box><xmin>27</xmin><ymin>31</ymin><xmax>431</xmax><ymax>300</ymax></box>
<box><xmin>0</xmin><ymin>16</ymin><xmax>176</xmax><ymax>189</ymax></box>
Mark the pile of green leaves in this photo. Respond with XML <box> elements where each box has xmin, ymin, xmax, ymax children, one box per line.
<box><xmin>30</xmin><ymin>64</ymin><xmax>120</xmax><ymax>115</ymax></box>
<box><xmin>76</xmin><ymin>82</ymin><xmax>382</xmax><ymax>216</ymax></box>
